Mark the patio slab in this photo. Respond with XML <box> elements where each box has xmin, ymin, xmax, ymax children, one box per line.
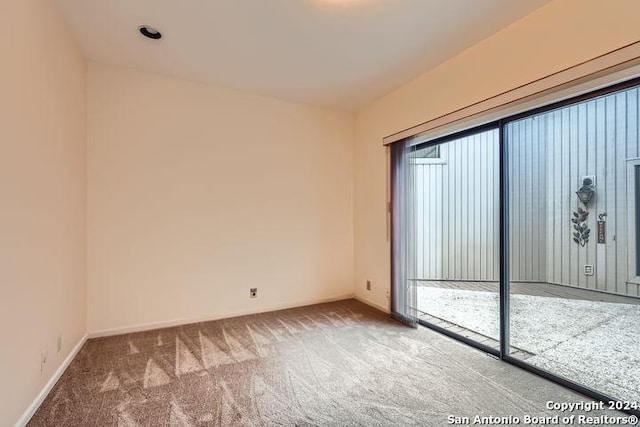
<box><xmin>416</xmin><ymin>286</ymin><xmax>640</xmax><ymax>403</ymax></box>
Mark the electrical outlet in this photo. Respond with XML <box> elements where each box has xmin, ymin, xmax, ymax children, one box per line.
<box><xmin>366</xmin><ymin>280</ymin><xmax>371</xmax><ymax>291</ymax></box>
<box><xmin>57</xmin><ymin>334</ymin><xmax>62</xmax><ymax>353</ymax></box>
<box><xmin>40</xmin><ymin>352</ymin><xmax>48</xmax><ymax>373</ymax></box>
<box><xmin>584</xmin><ymin>265</ymin><xmax>594</xmax><ymax>276</ymax></box>
<box><xmin>250</xmin><ymin>288</ymin><xmax>257</xmax><ymax>298</ymax></box>
<box><xmin>385</xmin><ymin>290</ymin><xmax>390</xmax><ymax>300</ymax></box>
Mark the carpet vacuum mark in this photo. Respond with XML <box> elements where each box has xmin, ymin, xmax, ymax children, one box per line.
<box><xmin>28</xmin><ymin>299</ymin><xmax>624</xmax><ymax>426</ymax></box>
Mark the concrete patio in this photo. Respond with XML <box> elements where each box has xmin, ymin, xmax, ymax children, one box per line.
<box><xmin>415</xmin><ymin>281</ymin><xmax>640</xmax><ymax>404</ymax></box>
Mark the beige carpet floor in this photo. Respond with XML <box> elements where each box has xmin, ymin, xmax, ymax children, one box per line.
<box><xmin>28</xmin><ymin>299</ymin><xmax>618</xmax><ymax>426</ymax></box>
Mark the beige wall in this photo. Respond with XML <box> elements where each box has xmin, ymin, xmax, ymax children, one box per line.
<box><xmin>354</xmin><ymin>0</ymin><xmax>640</xmax><ymax>311</ymax></box>
<box><xmin>0</xmin><ymin>0</ymin><xmax>87</xmax><ymax>425</ymax></box>
<box><xmin>87</xmin><ymin>63</ymin><xmax>355</xmax><ymax>334</ymax></box>
<box><xmin>5</xmin><ymin>0</ymin><xmax>640</xmax><ymax>423</ymax></box>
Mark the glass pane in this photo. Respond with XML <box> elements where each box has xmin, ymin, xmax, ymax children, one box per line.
<box><xmin>507</xmin><ymin>85</ymin><xmax>640</xmax><ymax>404</ymax></box>
<box><xmin>411</xmin><ymin>128</ymin><xmax>501</xmax><ymax>348</ymax></box>
<box><xmin>409</xmin><ymin>145</ymin><xmax>440</xmax><ymax>159</ymax></box>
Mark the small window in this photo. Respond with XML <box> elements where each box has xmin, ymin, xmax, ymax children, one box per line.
<box><xmin>408</xmin><ymin>145</ymin><xmax>444</xmax><ymax>165</ymax></box>
<box><xmin>409</xmin><ymin>145</ymin><xmax>440</xmax><ymax>159</ymax></box>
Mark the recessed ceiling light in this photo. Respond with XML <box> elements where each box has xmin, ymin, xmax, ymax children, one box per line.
<box><xmin>138</xmin><ymin>25</ymin><xmax>162</xmax><ymax>40</ymax></box>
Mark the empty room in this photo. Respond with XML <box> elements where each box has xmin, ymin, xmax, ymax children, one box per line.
<box><xmin>3</xmin><ymin>0</ymin><xmax>640</xmax><ymax>426</ymax></box>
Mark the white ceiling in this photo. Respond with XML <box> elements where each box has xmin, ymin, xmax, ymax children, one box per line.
<box><xmin>54</xmin><ymin>0</ymin><xmax>550</xmax><ymax>111</ymax></box>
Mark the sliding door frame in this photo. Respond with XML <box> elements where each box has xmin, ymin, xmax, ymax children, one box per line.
<box><xmin>409</xmin><ymin>122</ymin><xmax>502</xmax><ymax>357</ymax></box>
<box><xmin>394</xmin><ymin>75</ymin><xmax>640</xmax><ymax>416</ymax></box>
<box><xmin>500</xmin><ymin>75</ymin><xmax>640</xmax><ymax>416</ymax></box>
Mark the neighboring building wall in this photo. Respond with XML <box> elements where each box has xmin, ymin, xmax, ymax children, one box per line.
<box><xmin>536</xmin><ymin>87</ymin><xmax>640</xmax><ymax>296</ymax></box>
<box><xmin>507</xmin><ymin>117</ymin><xmax>549</xmax><ymax>285</ymax></box>
<box><xmin>413</xmin><ymin>85</ymin><xmax>640</xmax><ymax>298</ymax></box>
<box><xmin>413</xmin><ymin>131</ymin><xmax>500</xmax><ymax>281</ymax></box>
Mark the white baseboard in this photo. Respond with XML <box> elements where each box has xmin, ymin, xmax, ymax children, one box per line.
<box><xmin>88</xmin><ymin>293</ymin><xmax>355</xmax><ymax>338</ymax></box>
<box><xmin>354</xmin><ymin>295</ymin><xmax>390</xmax><ymax>314</ymax></box>
<box><xmin>15</xmin><ymin>333</ymin><xmax>88</xmax><ymax>427</ymax></box>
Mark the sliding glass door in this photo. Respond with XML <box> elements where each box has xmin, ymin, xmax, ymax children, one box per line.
<box><xmin>392</xmin><ymin>77</ymin><xmax>640</xmax><ymax>411</ymax></box>
<box><xmin>506</xmin><ymin>84</ymin><xmax>640</xmax><ymax>406</ymax></box>
<box><xmin>404</xmin><ymin>127</ymin><xmax>501</xmax><ymax>350</ymax></box>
